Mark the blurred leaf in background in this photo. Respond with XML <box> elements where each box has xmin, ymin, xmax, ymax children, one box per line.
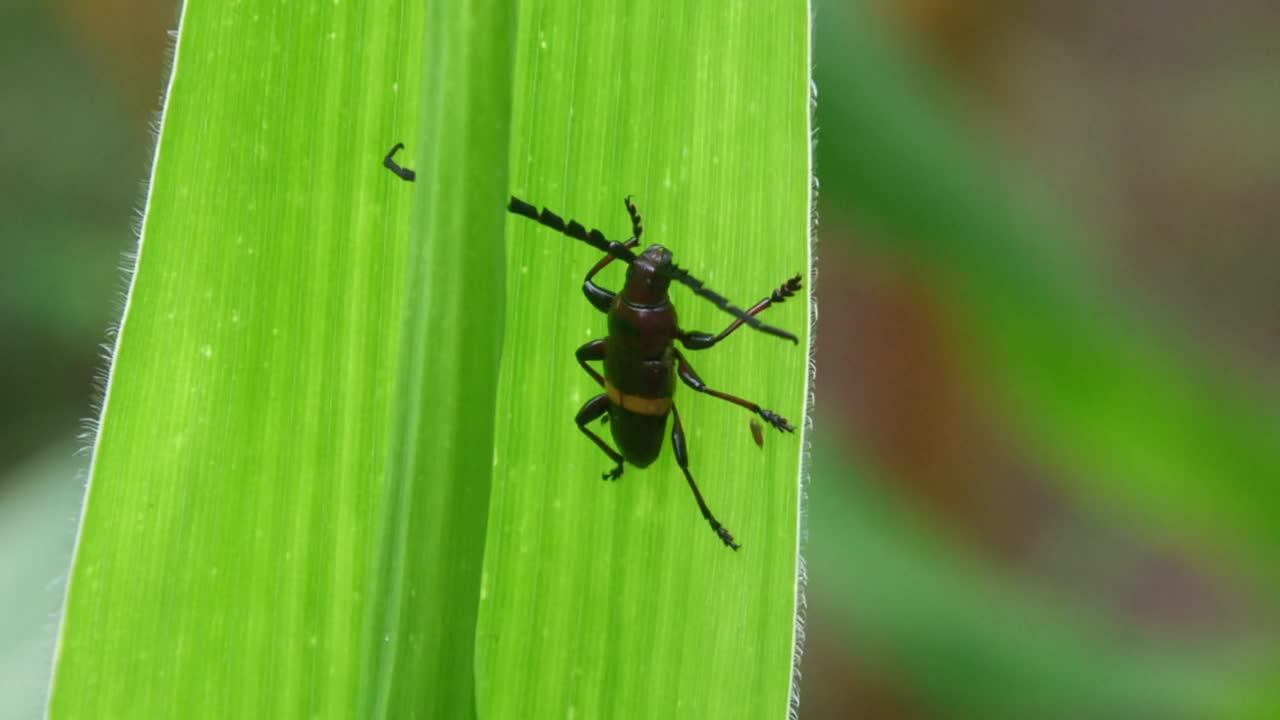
<box><xmin>802</xmin><ymin>0</ymin><xmax>1280</xmax><ymax>718</ymax></box>
<box><xmin>1</xmin><ymin>2</ymin><xmax>163</xmax><ymax>714</ymax></box>
<box><xmin>0</xmin><ymin>446</ymin><xmax>84</xmax><ymax>719</ymax></box>
<box><xmin>816</xmin><ymin>0</ymin><xmax>1280</xmax><ymax>562</ymax></box>
<box><xmin>0</xmin><ymin>2</ymin><xmax>157</xmax><ymax>470</ymax></box>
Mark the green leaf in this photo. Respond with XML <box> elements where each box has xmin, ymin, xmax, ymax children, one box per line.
<box><xmin>355</xmin><ymin>2</ymin><xmax>514</xmax><ymax>712</ymax></box>
<box><xmin>475</xmin><ymin>3</ymin><xmax>811</xmax><ymax>718</ymax></box>
<box><xmin>358</xmin><ymin>1</ymin><xmax>513</xmax><ymax>718</ymax></box>
<box><xmin>49</xmin><ymin>1</ymin><xmax>808</xmax><ymax>716</ymax></box>
<box><xmin>49</xmin><ymin>0</ymin><xmax>513</xmax><ymax>716</ymax></box>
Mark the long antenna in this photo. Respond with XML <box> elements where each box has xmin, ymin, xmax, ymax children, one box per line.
<box><xmin>508</xmin><ymin>196</ymin><xmax>637</xmax><ymax>264</ymax></box>
<box><xmin>660</xmin><ymin>263</ymin><xmax>799</xmax><ymax>344</ymax></box>
<box><xmin>508</xmin><ymin>195</ymin><xmax>798</xmax><ymax>344</ymax></box>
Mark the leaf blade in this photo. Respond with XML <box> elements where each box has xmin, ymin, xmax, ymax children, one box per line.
<box><xmin>47</xmin><ymin>1</ymin><xmax>511</xmax><ymax>716</ymax></box>
<box><xmin>476</xmin><ymin>3</ymin><xmax>812</xmax><ymax>718</ymax></box>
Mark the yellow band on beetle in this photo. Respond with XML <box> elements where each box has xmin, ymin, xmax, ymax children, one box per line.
<box><xmin>605</xmin><ymin>380</ymin><xmax>672</xmax><ymax>416</ymax></box>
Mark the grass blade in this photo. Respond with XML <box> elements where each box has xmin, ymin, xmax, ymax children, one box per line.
<box><xmin>48</xmin><ymin>1</ymin><xmax>511</xmax><ymax>716</ymax></box>
<box><xmin>476</xmin><ymin>3</ymin><xmax>812</xmax><ymax>717</ymax></box>
<box><xmin>359</xmin><ymin>1</ymin><xmax>513</xmax><ymax>717</ymax></box>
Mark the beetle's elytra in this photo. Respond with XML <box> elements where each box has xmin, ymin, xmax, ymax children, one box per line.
<box><xmin>385</xmin><ymin>144</ymin><xmax>801</xmax><ymax>549</ymax></box>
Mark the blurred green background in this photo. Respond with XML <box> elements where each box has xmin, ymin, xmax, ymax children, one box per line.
<box><xmin>4</xmin><ymin>0</ymin><xmax>1278</xmax><ymax>718</ymax></box>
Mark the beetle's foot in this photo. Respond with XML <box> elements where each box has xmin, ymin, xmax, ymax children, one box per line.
<box><xmin>600</xmin><ymin>414</ymin><xmax>610</xmax><ymax>425</ymax></box>
<box><xmin>602</xmin><ymin>463</ymin><xmax>624</xmax><ymax>481</ymax></box>
<box><xmin>759</xmin><ymin>408</ymin><xmax>794</xmax><ymax>433</ymax></box>
<box><xmin>711</xmin><ymin>520</ymin><xmax>740</xmax><ymax>551</ymax></box>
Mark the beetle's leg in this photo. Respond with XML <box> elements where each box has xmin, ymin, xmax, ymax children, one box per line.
<box><xmin>576</xmin><ymin>339</ymin><xmax>607</xmax><ymax>386</ymax></box>
<box><xmin>576</xmin><ymin>394</ymin><xmax>625</xmax><ymax>480</ymax></box>
<box><xmin>383</xmin><ymin>143</ymin><xmax>416</xmax><ymax>181</ymax></box>
<box><xmin>671</xmin><ymin>404</ymin><xmax>739</xmax><ymax>550</ymax></box>
<box><xmin>675</xmin><ymin>349</ymin><xmax>794</xmax><ymax>432</ymax></box>
<box><xmin>679</xmin><ymin>275</ymin><xmax>802</xmax><ymax>350</ymax></box>
<box><xmin>582</xmin><ymin>237</ymin><xmax>640</xmax><ymax>313</ymax></box>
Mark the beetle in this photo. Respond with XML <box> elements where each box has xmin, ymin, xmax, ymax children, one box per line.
<box><xmin>384</xmin><ymin>144</ymin><xmax>802</xmax><ymax>549</ymax></box>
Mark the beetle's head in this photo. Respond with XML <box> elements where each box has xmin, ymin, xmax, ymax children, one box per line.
<box><xmin>624</xmin><ymin>244</ymin><xmax>674</xmax><ymax>306</ymax></box>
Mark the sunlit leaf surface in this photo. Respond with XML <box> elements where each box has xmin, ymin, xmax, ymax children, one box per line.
<box><xmin>50</xmin><ymin>1</ymin><xmax>514</xmax><ymax>716</ymax></box>
<box><xmin>476</xmin><ymin>3</ymin><xmax>811</xmax><ymax>718</ymax></box>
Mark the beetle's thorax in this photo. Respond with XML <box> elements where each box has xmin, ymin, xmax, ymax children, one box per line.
<box><xmin>608</xmin><ymin>291</ymin><xmax>678</xmax><ymax>358</ymax></box>
<box><xmin>621</xmin><ymin>244</ymin><xmax>674</xmax><ymax>307</ymax></box>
